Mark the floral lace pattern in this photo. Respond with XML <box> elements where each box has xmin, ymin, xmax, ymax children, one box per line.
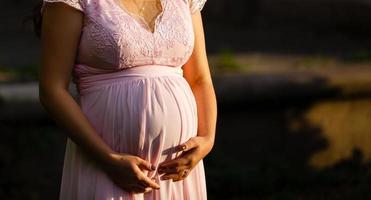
<box><xmin>42</xmin><ymin>0</ymin><xmax>83</xmax><ymax>13</ymax></box>
<box><xmin>42</xmin><ymin>0</ymin><xmax>207</xmax><ymax>72</ymax></box>
<box><xmin>189</xmin><ymin>0</ymin><xmax>207</xmax><ymax>14</ymax></box>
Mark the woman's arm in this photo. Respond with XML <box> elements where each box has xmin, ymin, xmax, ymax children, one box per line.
<box><xmin>39</xmin><ymin>3</ymin><xmax>115</xmax><ymax>166</ymax></box>
<box><xmin>157</xmin><ymin>10</ymin><xmax>218</xmax><ymax>181</ymax></box>
<box><xmin>183</xmin><ymin>10</ymin><xmax>217</xmax><ymax>151</ymax></box>
<box><xmin>39</xmin><ymin>2</ymin><xmax>159</xmax><ymax>193</ymax></box>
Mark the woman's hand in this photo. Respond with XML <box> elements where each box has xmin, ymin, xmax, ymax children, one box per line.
<box><xmin>157</xmin><ymin>136</ymin><xmax>213</xmax><ymax>182</ymax></box>
<box><xmin>101</xmin><ymin>153</ymin><xmax>161</xmax><ymax>194</ymax></box>
<box><xmin>40</xmin><ymin>3</ymin><xmax>161</xmax><ymax>194</ymax></box>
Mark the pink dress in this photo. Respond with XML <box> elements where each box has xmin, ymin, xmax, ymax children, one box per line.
<box><xmin>40</xmin><ymin>0</ymin><xmax>208</xmax><ymax>199</ymax></box>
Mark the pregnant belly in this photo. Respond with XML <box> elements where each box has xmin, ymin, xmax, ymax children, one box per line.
<box><xmin>79</xmin><ymin>75</ymin><xmax>198</xmax><ymax>167</ymax></box>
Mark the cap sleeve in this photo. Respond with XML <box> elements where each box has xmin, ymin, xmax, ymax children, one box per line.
<box><xmin>41</xmin><ymin>0</ymin><xmax>84</xmax><ymax>14</ymax></box>
<box><xmin>189</xmin><ymin>0</ymin><xmax>207</xmax><ymax>14</ymax></box>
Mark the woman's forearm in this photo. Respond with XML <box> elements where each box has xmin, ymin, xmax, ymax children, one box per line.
<box><xmin>190</xmin><ymin>79</ymin><xmax>217</xmax><ymax>154</ymax></box>
<box><xmin>39</xmin><ymin>88</ymin><xmax>115</xmax><ymax>167</ymax></box>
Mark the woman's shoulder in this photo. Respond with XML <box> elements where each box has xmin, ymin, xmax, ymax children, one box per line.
<box><xmin>41</xmin><ymin>0</ymin><xmax>85</xmax><ymax>13</ymax></box>
<box><xmin>187</xmin><ymin>0</ymin><xmax>207</xmax><ymax>14</ymax></box>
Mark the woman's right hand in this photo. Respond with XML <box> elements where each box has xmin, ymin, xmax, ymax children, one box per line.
<box><xmin>101</xmin><ymin>153</ymin><xmax>160</xmax><ymax>194</ymax></box>
<box><xmin>39</xmin><ymin>2</ymin><xmax>159</xmax><ymax>195</ymax></box>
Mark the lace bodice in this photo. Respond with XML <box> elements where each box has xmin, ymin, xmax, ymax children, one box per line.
<box><xmin>41</xmin><ymin>0</ymin><xmax>207</xmax><ymax>73</ymax></box>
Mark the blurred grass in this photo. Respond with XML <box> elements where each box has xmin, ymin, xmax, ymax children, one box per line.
<box><xmin>343</xmin><ymin>50</ymin><xmax>371</xmax><ymax>63</ymax></box>
<box><xmin>292</xmin><ymin>54</ymin><xmax>335</xmax><ymax>69</ymax></box>
<box><xmin>206</xmin><ymin>99</ymin><xmax>371</xmax><ymax>199</ymax></box>
<box><xmin>0</xmin><ymin>64</ymin><xmax>39</xmax><ymax>82</ymax></box>
<box><xmin>1</xmin><ymin>52</ymin><xmax>371</xmax><ymax>199</ymax></box>
<box><xmin>2</xmin><ymin>86</ymin><xmax>371</xmax><ymax>199</ymax></box>
<box><xmin>213</xmin><ymin>49</ymin><xmax>244</xmax><ymax>73</ymax></box>
<box><xmin>209</xmin><ymin>51</ymin><xmax>371</xmax><ymax>75</ymax></box>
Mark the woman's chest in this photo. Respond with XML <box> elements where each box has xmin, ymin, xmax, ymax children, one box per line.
<box><xmin>77</xmin><ymin>0</ymin><xmax>195</xmax><ymax>69</ymax></box>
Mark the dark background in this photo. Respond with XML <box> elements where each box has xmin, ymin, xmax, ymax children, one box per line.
<box><xmin>1</xmin><ymin>0</ymin><xmax>371</xmax><ymax>199</ymax></box>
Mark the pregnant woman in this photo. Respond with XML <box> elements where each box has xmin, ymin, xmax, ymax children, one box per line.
<box><xmin>36</xmin><ymin>0</ymin><xmax>217</xmax><ymax>199</ymax></box>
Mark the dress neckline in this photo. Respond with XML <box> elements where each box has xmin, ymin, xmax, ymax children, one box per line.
<box><xmin>111</xmin><ymin>0</ymin><xmax>165</xmax><ymax>34</ymax></box>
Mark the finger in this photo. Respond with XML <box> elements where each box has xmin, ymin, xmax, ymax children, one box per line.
<box><xmin>167</xmin><ymin>169</ymin><xmax>191</xmax><ymax>182</ymax></box>
<box><xmin>178</xmin><ymin>137</ymin><xmax>199</xmax><ymax>152</ymax></box>
<box><xmin>143</xmin><ymin>187</ymin><xmax>153</xmax><ymax>193</ymax></box>
<box><xmin>136</xmin><ymin>157</ymin><xmax>156</xmax><ymax>171</ymax></box>
<box><xmin>158</xmin><ymin>157</ymin><xmax>188</xmax><ymax>170</ymax></box>
<box><xmin>158</xmin><ymin>165</ymin><xmax>188</xmax><ymax>174</ymax></box>
<box><xmin>138</xmin><ymin>179</ymin><xmax>151</xmax><ymax>188</ymax></box>
<box><xmin>131</xmin><ymin>186</ymin><xmax>147</xmax><ymax>194</ymax></box>
<box><xmin>126</xmin><ymin>183</ymin><xmax>147</xmax><ymax>194</ymax></box>
<box><xmin>173</xmin><ymin>174</ymin><xmax>187</xmax><ymax>182</ymax></box>
<box><xmin>135</xmin><ymin>183</ymin><xmax>153</xmax><ymax>193</ymax></box>
<box><xmin>160</xmin><ymin>173</ymin><xmax>181</xmax><ymax>181</ymax></box>
<box><xmin>133</xmin><ymin>168</ymin><xmax>160</xmax><ymax>189</ymax></box>
<box><xmin>138</xmin><ymin>177</ymin><xmax>158</xmax><ymax>188</ymax></box>
<box><xmin>140</xmin><ymin>176</ymin><xmax>160</xmax><ymax>189</ymax></box>
<box><xmin>130</xmin><ymin>186</ymin><xmax>153</xmax><ymax>194</ymax></box>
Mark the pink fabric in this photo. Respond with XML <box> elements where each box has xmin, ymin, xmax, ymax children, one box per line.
<box><xmin>41</xmin><ymin>0</ymin><xmax>208</xmax><ymax>199</ymax></box>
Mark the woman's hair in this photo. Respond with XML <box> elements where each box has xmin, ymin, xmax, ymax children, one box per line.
<box><xmin>31</xmin><ymin>1</ymin><xmax>43</xmax><ymax>38</ymax></box>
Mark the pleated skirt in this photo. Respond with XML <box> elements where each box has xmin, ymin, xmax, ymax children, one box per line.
<box><xmin>59</xmin><ymin>65</ymin><xmax>207</xmax><ymax>200</ymax></box>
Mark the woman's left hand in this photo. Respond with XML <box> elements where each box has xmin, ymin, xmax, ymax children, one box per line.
<box><xmin>157</xmin><ymin>136</ymin><xmax>213</xmax><ymax>182</ymax></box>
